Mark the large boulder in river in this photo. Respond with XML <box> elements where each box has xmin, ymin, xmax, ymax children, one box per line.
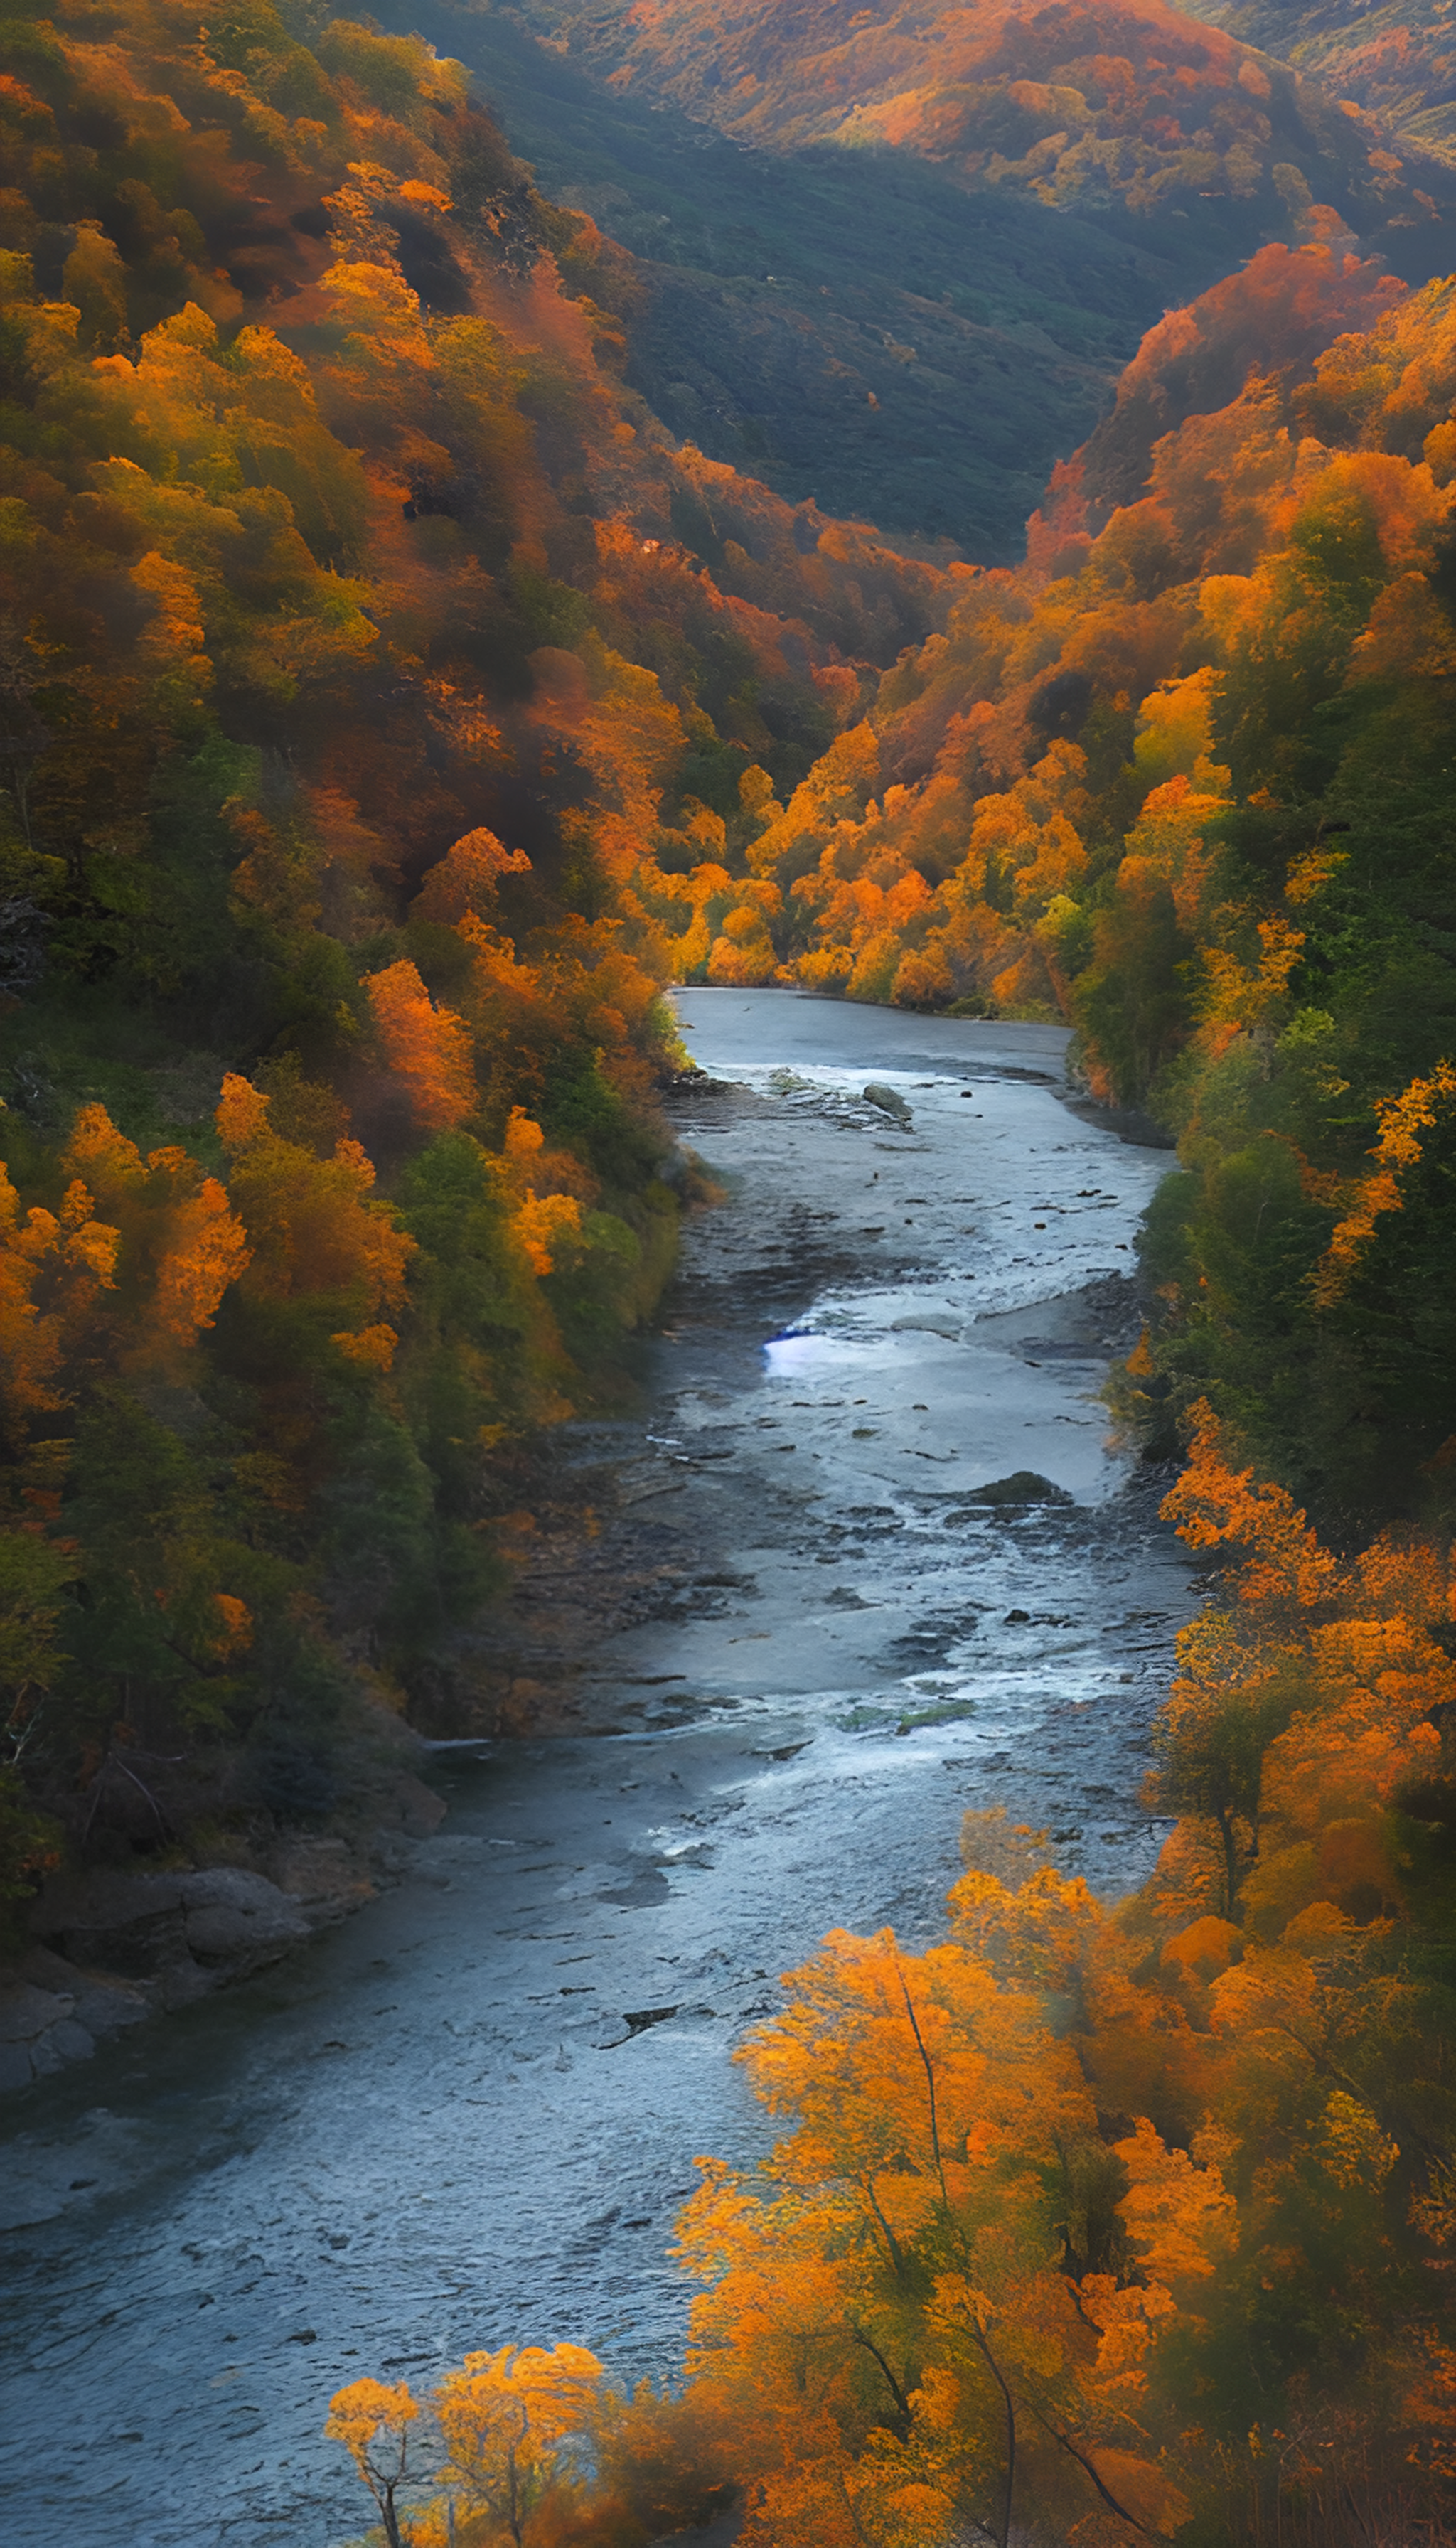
<box><xmin>862</xmin><ymin>1082</ymin><xmax>912</xmax><ymax>1125</ymax></box>
<box><xmin>960</xmin><ymin>1471</ymin><xmax>1074</xmax><ymax>1506</ymax></box>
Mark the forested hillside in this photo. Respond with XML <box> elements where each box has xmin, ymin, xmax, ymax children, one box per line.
<box><xmin>4</xmin><ymin>0</ymin><xmax>1456</xmax><ymax>2530</ymax></box>
<box><xmin>387</xmin><ymin>0</ymin><xmax>1182</xmax><ymax>560</ymax></box>
<box><xmin>1189</xmin><ymin>0</ymin><xmax>1456</xmax><ymax>168</ymax></box>
<box><xmin>348</xmin><ymin>1410</ymin><xmax>1456</xmax><ymax>2545</ymax></box>
<box><xmin>511</xmin><ymin>0</ymin><xmax>1456</xmax><ymax>282</ymax></box>
<box><xmin>0</xmin><ymin>0</ymin><xmax>957</xmax><ymax>1898</ymax></box>
<box><xmin>643</xmin><ymin>237</ymin><xmax>1456</xmax><ymax>1531</ymax></box>
<box><xmin>434</xmin><ymin>0</ymin><xmax>1456</xmax><ymax>553</ymax></box>
<box><xmin>323</xmin><ymin>138</ymin><xmax>1456</xmax><ymax>2548</ymax></box>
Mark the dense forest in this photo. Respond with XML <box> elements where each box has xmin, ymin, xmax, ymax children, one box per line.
<box><xmin>2</xmin><ymin>0</ymin><xmax>1455</xmax><ymax>2536</ymax></box>
<box><xmin>319</xmin><ymin>35</ymin><xmax>1456</xmax><ymax>2548</ymax></box>
<box><xmin>521</xmin><ymin>0</ymin><xmax>1454</xmax><ymax>273</ymax></box>
<box><xmin>473</xmin><ymin>0</ymin><xmax>1456</xmax><ymax>550</ymax></box>
<box><xmin>0</xmin><ymin>0</ymin><xmax>954</xmax><ymax>1902</ymax></box>
<box><xmin>623</xmin><ymin>238</ymin><xmax>1456</xmax><ymax>1533</ymax></box>
<box><xmin>1189</xmin><ymin>0</ymin><xmax>1456</xmax><ymax>166</ymax></box>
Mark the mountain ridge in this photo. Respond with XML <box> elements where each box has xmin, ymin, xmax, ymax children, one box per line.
<box><xmin>373</xmin><ymin>0</ymin><xmax>1456</xmax><ymax>554</ymax></box>
<box><xmin>503</xmin><ymin>0</ymin><xmax>1456</xmax><ymax>273</ymax></box>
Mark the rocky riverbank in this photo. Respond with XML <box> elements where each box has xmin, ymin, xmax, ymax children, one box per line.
<box><xmin>0</xmin><ymin>997</ymin><xmax>1177</xmax><ymax>2099</ymax></box>
<box><xmin>0</xmin><ymin>996</ymin><xmax>1198</xmax><ymax>2548</ymax></box>
<box><xmin>0</xmin><ymin>1765</ymin><xmax>448</xmax><ymax>2093</ymax></box>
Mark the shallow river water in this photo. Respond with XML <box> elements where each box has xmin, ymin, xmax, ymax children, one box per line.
<box><xmin>0</xmin><ymin>990</ymin><xmax>1196</xmax><ymax>2548</ymax></box>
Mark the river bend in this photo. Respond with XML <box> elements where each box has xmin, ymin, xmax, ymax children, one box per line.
<box><xmin>0</xmin><ymin>991</ymin><xmax>1194</xmax><ymax>2548</ymax></box>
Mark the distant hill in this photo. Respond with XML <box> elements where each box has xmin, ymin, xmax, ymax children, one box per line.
<box><xmin>406</xmin><ymin>0</ymin><xmax>1280</xmax><ymax>560</ymax></box>
<box><xmin>405</xmin><ymin>0</ymin><xmax>1456</xmax><ymax>560</ymax></box>
<box><xmin>505</xmin><ymin>0</ymin><xmax>1456</xmax><ymax>276</ymax></box>
<box><xmin>1185</xmin><ymin>0</ymin><xmax>1456</xmax><ymax>169</ymax></box>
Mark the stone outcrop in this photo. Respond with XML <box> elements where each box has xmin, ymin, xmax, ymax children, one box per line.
<box><xmin>20</xmin><ymin>1864</ymin><xmax>314</xmax><ymax>2039</ymax></box>
<box><xmin>0</xmin><ymin>1765</ymin><xmax>454</xmax><ymax>2094</ymax></box>
<box><xmin>0</xmin><ymin>1947</ymin><xmax>148</xmax><ymax>2093</ymax></box>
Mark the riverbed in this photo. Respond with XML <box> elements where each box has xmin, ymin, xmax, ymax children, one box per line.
<box><xmin>0</xmin><ymin>990</ymin><xmax>1195</xmax><ymax>2548</ymax></box>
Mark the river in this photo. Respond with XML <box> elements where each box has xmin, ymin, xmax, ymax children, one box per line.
<box><xmin>0</xmin><ymin>990</ymin><xmax>1194</xmax><ymax>2548</ymax></box>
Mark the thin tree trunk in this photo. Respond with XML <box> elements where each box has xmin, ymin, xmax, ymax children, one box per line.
<box><xmin>899</xmin><ymin>1975</ymin><xmax>945</xmax><ymax>2183</ymax></box>
<box><xmin>1216</xmin><ymin>1805</ymin><xmax>1240</xmax><ymax>1917</ymax></box>
<box><xmin>968</xmin><ymin>2326</ymin><xmax>1016</xmax><ymax>2548</ymax></box>
<box><xmin>848</xmin><ymin>2323</ymin><xmax>913</xmax><ymax>2436</ymax></box>
<box><xmin>1027</xmin><ymin>2399</ymin><xmax>1160</xmax><ymax>2537</ymax></box>
<box><xmin>862</xmin><ymin>2174</ymin><xmax>909</xmax><ymax>2281</ymax></box>
<box><xmin>508</xmin><ymin>2439</ymin><xmax>523</xmax><ymax>2547</ymax></box>
<box><xmin>901</xmin><ymin>1968</ymin><xmax>1016</xmax><ymax>2548</ymax></box>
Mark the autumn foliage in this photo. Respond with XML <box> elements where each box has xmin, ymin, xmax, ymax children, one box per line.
<box><xmin>333</xmin><ymin>1396</ymin><xmax>1456</xmax><ymax>2547</ymax></box>
<box><xmin>327</xmin><ymin>2345</ymin><xmax>737</xmax><ymax>2548</ymax></box>
<box><xmin>316</xmin><ymin>219</ymin><xmax>1456</xmax><ymax>2502</ymax></box>
<box><xmin>653</xmin><ymin>1413</ymin><xmax>1456</xmax><ymax>2547</ymax></box>
<box><xmin>612</xmin><ymin>230</ymin><xmax>1456</xmax><ymax>1519</ymax></box>
<box><xmin>0</xmin><ymin>0</ymin><xmax>970</xmax><ymax>1888</ymax></box>
<box><xmin>578</xmin><ymin>0</ymin><xmax>1450</xmax><ymax>259</ymax></box>
<box><xmin>6</xmin><ymin>0</ymin><xmax>1456</xmax><ymax>2525</ymax></box>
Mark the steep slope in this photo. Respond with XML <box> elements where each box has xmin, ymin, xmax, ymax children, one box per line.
<box><xmin>1189</xmin><ymin>0</ymin><xmax>1456</xmax><ymax>168</ymax></box>
<box><xmin>0</xmin><ymin>0</ymin><xmax>960</xmax><ymax>1894</ymax></box>
<box><xmin>387</xmin><ymin>0</ymin><xmax>1278</xmax><ymax>558</ymax></box>
<box><xmin>398</xmin><ymin>0</ymin><xmax>1456</xmax><ymax>553</ymax></box>
<box><xmin>510</xmin><ymin>0</ymin><xmax>1456</xmax><ymax>281</ymax></box>
<box><xmin>651</xmin><ymin>238</ymin><xmax>1456</xmax><ymax>1520</ymax></box>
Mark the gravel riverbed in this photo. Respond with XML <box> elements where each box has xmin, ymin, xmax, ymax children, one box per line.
<box><xmin>0</xmin><ymin>990</ymin><xmax>1196</xmax><ymax>2548</ymax></box>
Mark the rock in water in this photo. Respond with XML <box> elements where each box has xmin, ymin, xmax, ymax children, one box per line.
<box><xmin>962</xmin><ymin>1471</ymin><xmax>1074</xmax><ymax>1505</ymax></box>
<box><xmin>863</xmin><ymin>1082</ymin><xmax>912</xmax><ymax>1125</ymax></box>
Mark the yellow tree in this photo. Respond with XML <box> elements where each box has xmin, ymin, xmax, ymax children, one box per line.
<box><xmin>680</xmin><ymin>1919</ymin><xmax>1194</xmax><ymax>2548</ymax></box>
<box><xmin>432</xmin><ymin>2342</ymin><xmax>606</xmax><ymax>2544</ymax></box>
<box><xmin>326</xmin><ymin>2377</ymin><xmax>421</xmax><ymax>2548</ymax></box>
<box><xmin>215</xmin><ymin>1074</ymin><xmax>414</xmax><ymax>1359</ymax></box>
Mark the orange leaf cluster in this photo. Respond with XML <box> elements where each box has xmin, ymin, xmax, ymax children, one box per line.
<box><xmin>1313</xmin><ymin>1058</ymin><xmax>1456</xmax><ymax>1305</ymax></box>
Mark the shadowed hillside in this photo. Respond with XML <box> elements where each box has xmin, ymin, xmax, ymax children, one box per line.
<box><xmin>505</xmin><ymin>0</ymin><xmax>1456</xmax><ymax>271</ymax></box>
<box><xmin>369</xmin><ymin>0</ymin><xmax>1456</xmax><ymax>554</ymax></box>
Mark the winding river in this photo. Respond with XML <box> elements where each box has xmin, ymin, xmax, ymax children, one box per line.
<box><xmin>0</xmin><ymin>991</ymin><xmax>1194</xmax><ymax>2548</ymax></box>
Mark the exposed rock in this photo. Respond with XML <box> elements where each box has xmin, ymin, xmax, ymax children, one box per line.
<box><xmin>0</xmin><ymin>1962</ymin><xmax>144</xmax><ymax>2087</ymax></box>
<box><xmin>621</xmin><ymin>2003</ymin><xmax>679</xmax><ymax>2036</ymax></box>
<box><xmin>33</xmin><ymin>1866</ymin><xmax>189</xmax><ymax>1971</ymax></box>
<box><xmin>0</xmin><ymin>1980</ymin><xmax>73</xmax><ymax>2043</ymax></box>
<box><xmin>177</xmin><ymin>1869</ymin><xmax>310</xmax><ymax>1969</ymax></box>
<box><xmin>9</xmin><ymin>1863</ymin><xmax>311</xmax><ymax>2085</ymax></box>
<box><xmin>32</xmin><ymin>2019</ymin><xmax>93</xmax><ymax>2072</ymax></box>
<box><xmin>267</xmin><ymin>1836</ymin><xmax>375</xmax><ymax>1925</ymax></box>
<box><xmin>151</xmin><ymin>1959</ymin><xmax>213</xmax><ymax>2011</ymax></box>
<box><xmin>961</xmin><ymin>1470</ymin><xmax>1074</xmax><ymax>1505</ymax></box>
<box><xmin>0</xmin><ymin>2041</ymin><xmax>32</xmax><ymax>2093</ymax></box>
<box><xmin>2</xmin><ymin>1752</ymin><xmax>460</xmax><ymax>2092</ymax></box>
<box><xmin>862</xmin><ymin>1081</ymin><xmax>912</xmax><ymax>1125</ymax></box>
<box><xmin>21</xmin><ymin>1944</ymin><xmax>148</xmax><ymax>2038</ymax></box>
<box><xmin>378</xmin><ymin>1769</ymin><xmax>449</xmax><ymax>1840</ymax></box>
